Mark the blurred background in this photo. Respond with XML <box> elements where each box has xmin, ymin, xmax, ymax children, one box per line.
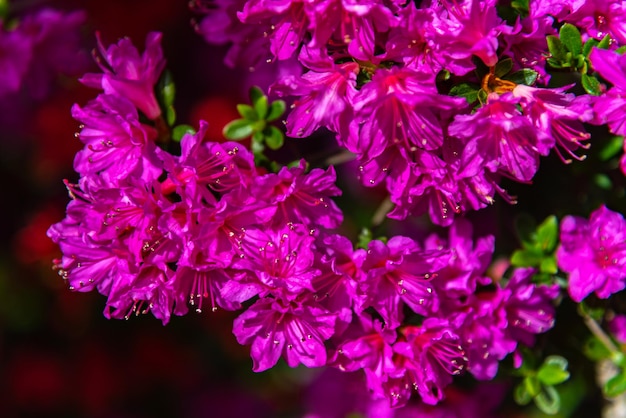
<box><xmin>2</xmin><ymin>1</ymin><xmax>625</xmax><ymax>417</ymax></box>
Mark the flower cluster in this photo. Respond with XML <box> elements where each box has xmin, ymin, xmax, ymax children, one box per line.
<box><xmin>195</xmin><ymin>0</ymin><xmax>604</xmax><ymax>226</ymax></box>
<box><xmin>46</xmin><ymin>31</ymin><xmax>562</xmax><ymax>409</ymax></box>
<box><xmin>0</xmin><ymin>8</ymin><xmax>87</xmax><ymax>99</ymax></box>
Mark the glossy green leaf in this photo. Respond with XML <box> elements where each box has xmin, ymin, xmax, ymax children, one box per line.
<box><xmin>582</xmin><ymin>38</ymin><xmax>599</xmax><ymax>57</ymax></box>
<box><xmin>264</xmin><ymin>125</ymin><xmax>284</xmax><ymax>150</ymax></box>
<box><xmin>450</xmin><ymin>83</ymin><xmax>480</xmax><ymax>104</ymax></box>
<box><xmin>598</xmin><ymin>34</ymin><xmax>612</xmax><ymax>50</ymax></box>
<box><xmin>237</xmin><ymin>104</ymin><xmax>258</xmax><ymax>121</ymax></box>
<box><xmin>267</xmin><ymin>100</ymin><xmax>286</xmax><ymax>122</ymax></box>
<box><xmin>171</xmin><ymin>124</ymin><xmax>196</xmax><ymax>142</ymax></box>
<box><xmin>223</xmin><ymin>119</ymin><xmax>254</xmax><ymax>140</ymax></box>
<box><xmin>560</xmin><ymin>23</ymin><xmax>582</xmax><ymax>56</ymax></box>
<box><xmin>535</xmin><ymin>385</ymin><xmax>561</xmax><ymax>415</ymax></box>
<box><xmin>503</xmin><ymin>69</ymin><xmax>538</xmax><ymax>86</ymax></box>
<box><xmin>604</xmin><ymin>371</ymin><xmax>626</xmax><ymax>397</ymax></box>
<box><xmin>495</xmin><ymin>58</ymin><xmax>513</xmax><ymax>77</ymax></box>
<box><xmin>547</xmin><ymin>35</ymin><xmax>568</xmax><ymax>62</ymax></box>
<box><xmin>582</xmin><ymin>74</ymin><xmax>602</xmax><ymax>95</ymax></box>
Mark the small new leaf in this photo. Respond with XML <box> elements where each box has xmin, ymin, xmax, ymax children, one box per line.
<box><xmin>604</xmin><ymin>371</ymin><xmax>626</xmax><ymax>398</ymax></box>
<box><xmin>237</xmin><ymin>104</ymin><xmax>258</xmax><ymax>121</ymax></box>
<box><xmin>537</xmin><ymin>356</ymin><xmax>570</xmax><ymax>386</ymax></box>
<box><xmin>250</xmin><ymin>86</ymin><xmax>269</xmax><ymax>119</ymax></box>
<box><xmin>534</xmin><ymin>385</ymin><xmax>561</xmax><ymax>415</ymax></box>
<box><xmin>535</xmin><ymin>215</ymin><xmax>558</xmax><ymax>252</ymax></box>
<box><xmin>514</xmin><ymin>383</ymin><xmax>533</xmax><ymax>405</ymax></box>
<box><xmin>172</xmin><ymin>124</ymin><xmax>196</xmax><ymax>142</ymax></box>
<box><xmin>264</xmin><ymin>125</ymin><xmax>284</xmax><ymax>150</ymax></box>
<box><xmin>223</xmin><ymin>119</ymin><xmax>255</xmax><ymax>140</ymax></box>
<box><xmin>267</xmin><ymin>100</ymin><xmax>286</xmax><ymax>122</ymax></box>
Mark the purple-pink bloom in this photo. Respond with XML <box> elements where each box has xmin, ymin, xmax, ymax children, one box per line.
<box><xmin>557</xmin><ymin>205</ymin><xmax>626</xmax><ymax>302</ymax></box>
<box><xmin>450</xmin><ymin>92</ymin><xmax>540</xmax><ymax>182</ymax></box>
<box><xmin>72</xmin><ymin>94</ymin><xmax>162</xmax><ymax>185</ymax></box>
<box><xmin>81</xmin><ymin>32</ymin><xmax>165</xmax><ymax>120</ymax></box>
<box><xmin>251</xmin><ymin>161</ymin><xmax>343</xmax><ymax>229</ymax></box>
<box><xmin>359</xmin><ymin>236</ymin><xmax>448</xmax><ymax>328</ymax></box>
<box><xmin>233</xmin><ymin>295</ymin><xmax>336</xmax><ymax>371</ymax></box>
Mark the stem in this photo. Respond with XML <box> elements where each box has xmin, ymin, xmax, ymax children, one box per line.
<box><xmin>372</xmin><ymin>197</ymin><xmax>393</xmax><ymax>226</ymax></box>
<box><xmin>583</xmin><ymin>314</ymin><xmax>619</xmax><ymax>354</ymax></box>
<box><xmin>325</xmin><ymin>150</ymin><xmax>356</xmax><ymax>166</ymax></box>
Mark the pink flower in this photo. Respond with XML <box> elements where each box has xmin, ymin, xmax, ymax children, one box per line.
<box><xmin>233</xmin><ymin>295</ymin><xmax>336</xmax><ymax>371</ymax></box>
<box><xmin>81</xmin><ymin>32</ymin><xmax>165</xmax><ymax>120</ymax></box>
<box><xmin>557</xmin><ymin>205</ymin><xmax>626</xmax><ymax>302</ymax></box>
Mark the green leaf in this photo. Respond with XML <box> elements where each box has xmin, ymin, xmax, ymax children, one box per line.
<box><xmin>599</xmin><ymin>135</ymin><xmax>625</xmax><ymax>161</ymax></box>
<box><xmin>357</xmin><ymin>228</ymin><xmax>374</xmax><ymax>250</ymax></box>
<box><xmin>251</xmin><ymin>137</ymin><xmax>265</xmax><ymax>155</ymax></box>
<box><xmin>223</xmin><ymin>119</ymin><xmax>255</xmax><ymax>140</ymax></box>
<box><xmin>525</xmin><ymin>376</ymin><xmax>542</xmax><ymax>397</ymax></box>
<box><xmin>583</xmin><ymin>335</ymin><xmax>612</xmax><ymax>361</ymax></box>
<box><xmin>165</xmin><ymin>106</ymin><xmax>176</xmax><ymax>127</ymax></box>
<box><xmin>604</xmin><ymin>371</ymin><xmax>626</xmax><ymax>397</ymax></box>
<box><xmin>267</xmin><ymin>100</ymin><xmax>286</xmax><ymax>122</ymax></box>
<box><xmin>594</xmin><ymin>173</ymin><xmax>613</xmax><ymax>190</ymax></box>
<box><xmin>158</xmin><ymin>70</ymin><xmax>176</xmax><ymax>109</ymax></box>
<box><xmin>264</xmin><ymin>125</ymin><xmax>284</xmax><ymax>150</ymax></box>
<box><xmin>514</xmin><ymin>382</ymin><xmax>533</xmax><ymax>405</ymax></box>
<box><xmin>536</xmin><ymin>215</ymin><xmax>558</xmax><ymax>252</ymax></box>
<box><xmin>450</xmin><ymin>83</ymin><xmax>480</xmax><ymax>104</ymax></box>
<box><xmin>477</xmin><ymin>88</ymin><xmax>488</xmax><ymax>104</ymax></box>
<box><xmin>598</xmin><ymin>34</ymin><xmax>612</xmax><ymax>50</ymax></box>
<box><xmin>538</xmin><ymin>356</ymin><xmax>570</xmax><ymax>386</ymax></box>
<box><xmin>535</xmin><ymin>385</ymin><xmax>561</xmax><ymax>415</ymax></box>
<box><xmin>579</xmin><ymin>301</ymin><xmax>606</xmax><ymax>322</ymax></box>
<box><xmin>617</xmin><ymin>45</ymin><xmax>626</xmax><ymax>54</ymax></box>
<box><xmin>252</xmin><ymin>130</ymin><xmax>264</xmax><ymax>143</ymax></box>
<box><xmin>547</xmin><ymin>35</ymin><xmax>568</xmax><ymax>62</ymax></box>
<box><xmin>581</xmin><ymin>74</ymin><xmax>602</xmax><ymax>95</ymax></box>
<box><xmin>237</xmin><ymin>104</ymin><xmax>258</xmax><ymax>121</ymax></box>
<box><xmin>511</xmin><ymin>0</ymin><xmax>529</xmax><ymax>16</ymax></box>
<box><xmin>540</xmin><ymin>256</ymin><xmax>558</xmax><ymax>274</ymax></box>
<box><xmin>582</xmin><ymin>38</ymin><xmax>599</xmax><ymax>57</ymax></box>
<box><xmin>171</xmin><ymin>124</ymin><xmax>196</xmax><ymax>142</ymax></box>
<box><xmin>560</xmin><ymin>23</ymin><xmax>583</xmax><ymax>56</ymax></box>
<box><xmin>511</xmin><ymin>248</ymin><xmax>543</xmax><ymax>267</ymax></box>
<box><xmin>503</xmin><ymin>69</ymin><xmax>538</xmax><ymax>86</ymax></box>
<box><xmin>495</xmin><ymin>58</ymin><xmax>513</xmax><ymax>78</ymax></box>
<box><xmin>250</xmin><ymin>86</ymin><xmax>269</xmax><ymax>119</ymax></box>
